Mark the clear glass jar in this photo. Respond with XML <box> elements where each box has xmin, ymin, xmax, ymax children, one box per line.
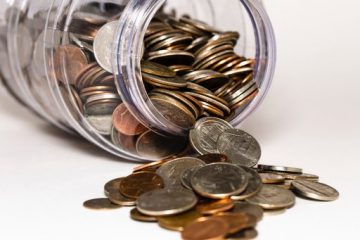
<box><xmin>0</xmin><ymin>0</ymin><xmax>276</xmax><ymax>162</ymax></box>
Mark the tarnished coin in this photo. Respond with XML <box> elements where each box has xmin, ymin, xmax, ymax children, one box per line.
<box><xmin>93</xmin><ymin>21</ymin><xmax>117</xmax><ymax>73</ymax></box>
<box><xmin>197</xmin><ymin>154</ymin><xmax>229</xmax><ymax>164</ymax></box>
<box><xmin>231</xmin><ymin>201</ymin><xmax>264</xmax><ymax>222</ymax></box>
<box><xmin>157</xmin><ymin>209</ymin><xmax>202</xmax><ymax>231</ymax></box>
<box><xmin>227</xmin><ymin>228</ymin><xmax>258</xmax><ymax>240</ymax></box>
<box><xmin>181</xmin><ymin>166</ymin><xmax>203</xmax><ymax>190</ymax></box>
<box><xmin>189</xmin><ymin>117</ymin><xmax>232</xmax><ymax>154</ymax></box>
<box><xmin>231</xmin><ymin>167</ymin><xmax>262</xmax><ymax>200</ymax></box>
<box><xmin>130</xmin><ymin>208</ymin><xmax>157</xmax><ymax>222</ymax></box>
<box><xmin>213</xmin><ymin>212</ymin><xmax>257</xmax><ymax>235</ymax></box>
<box><xmin>217</xmin><ymin>129</ymin><xmax>261</xmax><ymax>167</ymax></box>
<box><xmin>181</xmin><ymin>217</ymin><xmax>229</xmax><ymax>240</ymax></box>
<box><xmin>83</xmin><ymin>198</ymin><xmax>121</xmax><ymax>210</ymax></box>
<box><xmin>246</xmin><ymin>185</ymin><xmax>296</xmax><ymax>210</ymax></box>
<box><xmin>112</xmin><ymin>103</ymin><xmax>148</xmax><ymax>136</ymax></box>
<box><xmin>259</xmin><ymin>173</ymin><xmax>286</xmax><ymax>184</ymax></box>
<box><xmin>119</xmin><ymin>171</ymin><xmax>164</xmax><ymax>199</ymax></box>
<box><xmin>104</xmin><ymin>177</ymin><xmax>122</xmax><ymax>197</ymax></box>
<box><xmin>291</xmin><ymin>180</ymin><xmax>339</xmax><ymax>201</ymax></box>
<box><xmin>191</xmin><ymin>163</ymin><xmax>249</xmax><ymax>199</ymax></box>
<box><xmin>196</xmin><ymin>198</ymin><xmax>234</xmax><ymax>215</ymax></box>
<box><xmin>141</xmin><ymin>61</ymin><xmax>176</xmax><ymax>77</ymax></box>
<box><xmin>137</xmin><ymin>188</ymin><xmax>198</xmax><ymax>216</ymax></box>
<box><xmin>156</xmin><ymin>157</ymin><xmax>206</xmax><ymax>187</ymax></box>
<box><xmin>257</xmin><ymin>164</ymin><xmax>303</xmax><ymax>174</ymax></box>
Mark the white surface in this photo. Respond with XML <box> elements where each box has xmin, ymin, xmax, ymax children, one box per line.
<box><xmin>1</xmin><ymin>0</ymin><xmax>360</xmax><ymax>239</ymax></box>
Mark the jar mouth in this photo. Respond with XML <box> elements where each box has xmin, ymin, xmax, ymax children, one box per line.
<box><xmin>114</xmin><ymin>0</ymin><xmax>276</xmax><ymax>136</ymax></box>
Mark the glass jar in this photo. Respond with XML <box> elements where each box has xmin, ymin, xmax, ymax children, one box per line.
<box><xmin>0</xmin><ymin>0</ymin><xmax>276</xmax><ymax>162</ymax></box>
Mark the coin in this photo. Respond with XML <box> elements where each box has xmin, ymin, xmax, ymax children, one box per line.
<box><xmin>83</xmin><ymin>198</ymin><xmax>121</xmax><ymax>210</ymax></box>
<box><xmin>130</xmin><ymin>208</ymin><xmax>157</xmax><ymax>222</ymax></box>
<box><xmin>181</xmin><ymin>217</ymin><xmax>229</xmax><ymax>240</ymax></box>
<box><xmin>231</xmin><ymin>167</ymin><xmax>262</xmax><ymax>200</ymax></box>
<box><xmin>213</xmin><ymin>212</ymin><xmax>257</xmax><ymax>235</ymax></box>
<box><xmin>257</xmin><ymin>164</ymin><xmax>303</xmax><ymax>174</ymax></box>
<box><xmin>181</xmin><ymin>166</ymin><xmax>203</xmax><ymax>190</ymax></box>
<box><xmin>156</xmin><ymin>157</ymin><xmax>206</xmax><ymax>187</ymax></box>
<box><xmin>189</xmin><ymin>117</ymin><xmax>233</xmax><ymax>154</ymax></box>
<box><xmin>246</xmin><ymin>185</ymin><xmax>296</xmax><ymax>210</ymax></box>
<box><xmin>259</xmin><ymin>173</ymin><xmax>286</xmax><ymax>184</ymax></box>
<box><xmin>227</xmin><ymin>228</ymin><xmax>258</xmax><ymax>240</ymax></box>
<box><xmin>191</xmin><ymin>163</ymin><xmax>249</xmax><ymax>199</ymax></box>
<box><xmin>266</xmin><ymin>172</ymin><xmax>319</xmax><ymax>181</ymax></box>
<box><xmin>141</xmin><ymin>61</ymin><xmax>176</xmax><ymax>77</ymax></box>
<box><xmin>133</xmin><ymin>159</ymin><xmax>171</xmax><ymax>172</ymax></box>
<box><xmin>197</xmin><ymin>154</ymin><xmax>229</xmax><ymax>164</ymax></box>
<box><xmin>291</xmin><ymin>180</ymin><xmax>339</xmax><ymax>201</ymax></box>
<box><xmin>142</xmin><ymin>72</ymin><xmax>187</xmax><ymax>88</ymax></box>
<box><xmin>157</xmin><ymin>209</ymin><xmax>202</xmax><ymax>231</ymax></box>
<box><xmin>147</xmin><ymin>50</ymin><xmax>195</xmax><ymax>66</ymax></box>
<box><xmin>112</xmin><ymin>103</ymin><xmax>148</xmax><ymax>136</ymax></box>
<box><xmin>104</xmin><ymin>177</ymin><xmax>123</xmax><ymax>197</ymax></box>
<box><xmin>93</xmin><ymin>21</ymin><xmax>117</xmax><ymax>73</ymax></box>
<box><xmin>196</xmin><ymin>198</ymin><xmax>234</xmax><ymax>215</ymax></box>
<box><xmin>137</xmin><ymin>188</ymin><xmax>198</xmax><ymax>216</ymax></box>
<box><xmin>217</xmin><ymin>129</ymin><xmax>261</xmax><ymax>167</ymax></box>
<box><xmin>108</xmin><ymin>188</ymin><xmax>136</xmax><ymax>206</ymax></box>
<box><xmin>119</xmin><ymin>171</ymin><xmax>164</xmax><ymax>199</ymax></box>
<box><xmin>230</xmin><ymin>202</ymin><xmax>264</xmax><ymax>222</ymax></box>
<box><xmin>86</xmin><ymin>114</ymin><xmax>113</xmax><ymax>135</ymax></box>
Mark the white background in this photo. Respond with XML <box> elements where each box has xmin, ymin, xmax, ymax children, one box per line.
<box><xmin>1</xmin><ymin>0</ymin><xmax>360</xmax><ymax>239</ymax></box>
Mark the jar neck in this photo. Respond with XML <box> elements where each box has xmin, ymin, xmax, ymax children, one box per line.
<box><xmin>114</xmin><ymin>0</ymin><xmax>276</xmax><ymax>136</ymax></box>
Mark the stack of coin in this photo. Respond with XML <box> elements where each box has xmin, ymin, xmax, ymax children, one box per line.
<box><xmin>84</xmin><ymin>117</ymin><xmax>339</xmax><ymax>239</ymax></box>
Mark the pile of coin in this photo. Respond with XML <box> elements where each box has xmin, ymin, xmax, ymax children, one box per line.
<box><xmin>84</xmin><ymin>117</ymin><xmax>339</xmax><ymax>240</ymax></box>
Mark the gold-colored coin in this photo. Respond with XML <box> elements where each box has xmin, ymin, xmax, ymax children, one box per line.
<box><xmin>214</xmin><ymin>212</ymin><xmax>257</xmax><ymax>235</ymax></box>
<box><xmin>157</xmin><ymin>210</ymin><xmax>202</xmax><ymax>231</ymax></box>
<box><xmin>196</xmin><ymin>198</ymin><xmax>234</xmax><ymax>215</ymax></box>
<box><xmin>181</xmin><ymin>217</ymin><xmax>229</xmax><ymax>240</ymax></box>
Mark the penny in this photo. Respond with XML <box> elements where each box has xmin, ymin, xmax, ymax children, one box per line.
<box><xmin>196</xmin><ymin>198</ymin><xmax>234</xmax><ymax>215</ymax></box>
<box><xmin>227</xmin><ymin>228</ymin><xmax>258</xmax><ymax>240</ymax></box>
<box><xmin>119</xmin><ymin>171</ymin><xmax>164</xmax><ymax>199</ymax></box>
<box><xmin>189</xmin><ymin>117</ymin><xmax>233</xmax><ymax>154</ymax></box>
<box><xmin>112</xmin><ymin>103</ymin><xmax>148</xmax><ymax>136</ymax></box>
<box><xmin>137</xmin><ymin>188</ymin><xmax>198</xmax><ymax>216</ymax></box>
<box><xmin>191</xmin><ymin>163</ymin><xmax>249</xmax><ymax>199</ymax></box>
<box><xmin>197</xmin><ymin>154</ymin><xmax>229</xmax><ymax>164</ymax></box>
<box><xmin>246</xmin><ymin>185</ymin><xmax>296</xmax><ymax>210</ymax></box>
<box><xmin>181</xmin><ymin>217</ymin><xmax>229</xmax><ymax>240</ymax></box>
<box><xmin>231</xmin><ymin>167</ymin><xmax>262</xmax><ymax>200</ymax></box>
<box><xmin>141</xmin><ymin>61</ymin><xmax>176</xmax><ymax>78</ymax></box>
<box><xmin>156</xmin><ymin>157</ymin><xmax>205</xmax><ymax>187</ymax></box>
<box><xmin>217</xmin><ymin>129</ymin><xmax>261</xmax><ymax>167</ymax></box>
<box><xmin>214</xmin><ymin>212</ymin><xmax>257</xmax><ymax>234</ymax></box>
<box><xmin>130</xmin><ymin>208</ymin><xmax>157</xmax><ymax>222</ymax></box>
<box><xmin>259</xmin><ymin>173</ymin><xmax>286</xmax><ymax>184</ymax></box>
<box><xmin>291</xmin><ymin>180</ymin><xmax>339</xmax><ymax>201</ymax></box>
<box><xmin>83</xmin><ymin>198</ymin><xmax>121</xmax><ymax>210</ymax></box>
<box><xmin>157</xmin><ymin>209</ymin><xmax>202</xmax><ymax>231</ymax></box>
<box><xmin>257</xmin><ymin>164</ymin><xmax>303</xmax><ymax>174</ymax></box>
<box><xmin>230</xmin><ymin>201</ymin><xmax>264</xmax><ymax>222</ymax></box>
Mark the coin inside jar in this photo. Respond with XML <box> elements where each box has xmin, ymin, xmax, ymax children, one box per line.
<box><xmin>112</xmin><ymin>103</ymin><xmax>148</xmax><ymax>136</ymax></box>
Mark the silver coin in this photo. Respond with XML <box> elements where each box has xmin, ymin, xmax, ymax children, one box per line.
<box><xmin>85</xmin><ymin>114</ymin><xmax>113</xmax><ymax>135</ymax></box>
<box><xmin>231</xmin><ymin>167</ymin><xmax>262</xmax><ymax>201</ymax></box>
<box><xmin>93</xmin><ymin>21</ymin><xmax>117</xmax><ymax>73</ymax></box>
<box><xmin>136</xmin><ymin>188</ymin><xmax>198</xmax><ymax>216</ymax></box>
<box><xmin>257</xmin><ymin>164</ymin><xmax>303</xmax><ymax>174</ymax></box>
<box><xmin>156</xmin><ymin>157</ymin><xmax>205</xmax><ymax>187</ymax></box>
<box><xmin>85</xmin><ymin>101</ymin><xmax>119</xmax><ymax>116</ymax></box>
<box><xmin>181</xmin><ymin>166</ymin><xmax>203</xmax><ymax>190</ymax></box>
<box><xmin>217</xmin><ymin>129</ymin><xmax>261</xmax><ymax>167</ymax></box>
<box><xmin>246</xmin><ymin>185</ymin><xmax>296</xmax><ymax>210</ymax></box>
<box><xmin>231</xmin><ymin>201</ymin><xmax>264</xmax><ymax>222</ymax></box>
<box><xmin>191</xmin><ymin>163</ymin><xmax>249</xmax><ymax>199</ymax></box>
<box><xmin>190</xmin><ymin>117</ymin><xmax>233</xmax><ymax>154</ymax></box>
<box><xmin>291</xmin><ymin>180</ymin><xmax>339</xmax><ymax>201</ymax></box>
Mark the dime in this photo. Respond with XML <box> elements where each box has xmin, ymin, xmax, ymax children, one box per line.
<box><xmin>230</xmin><ymin>201</ymin><xmax>264</xmax><ymax>222</ymax></box>
<box><xmin>157</xmin><ymin>209</ymin><xmax>202</xmax><ymax>231</ymax></box>
<box><xmin>189</xmin><ymin>117</ymin><xmax>233</xmax><ymax>154</ymax></box>
<box><xmin>181</xmin><ymin>217</ymin><xmax>229</xmax><ymax>240</ymax></box>
<box><xmin>246</xmin><ymin>185</ymin><xmax>296</xmax><ymax>210</ymax></box>
<box><xmin>257</xmin><ymin>164</ymin><xmax>303</xmax><ymax>174</ymax></box>
<box><xmin>119</xmin><ymin>171</ymin><xmax>164</xmax><ymax>199</ymax></box>
<box><xmin>112</xmin><ymin>103</ymin><xmax>148</xmax><ymax>136</ymax></box>
<box><xmin>291</xmin><ymin>180</ymin><xmax>339</xmax><ymax>201</ymax></box>
<box><xmin>191</xmin><ymin>163</ymin><xmax>249</xmax><ymax>199</ymax></box>
<box><xmin>83</xmin><ymin>198</ymin><xmax>121</xmax><ymax>210</ymax></box>
<box><xmin>213</xmin><ymin>212</ymin><xmax>257</xmax><ymax>234</ymax></box>
<box><xmin>231</xmin><ymin>167</ymin><xmax>262</xmax><ymax>200</ymax></box>
<box><xmin>217</xmin><ymin>129</ymin><xmax>261</xmax><ymax>167</ymax></box>
<box><xmin>130</xmin><ymin>208</ymin><xmax>157</xmax><ymax>222</ymax></box>
<box><xmin>196</xmin><ymin>198</ymin><xmax>234</xmax><ymax>215</ymax></box>
<box><xmin>137</xmin><ymin>188</ymin><xmax>198</xmax><ymax>216</ymax></box>
<box><xmin>156</xmin><ymin>157</ymin><xmax>205</xmax><ymax>187</ymax></box>
<box><xmin>181</xmin><ymin>166</ymin><xmax>203</xmax><ymax>190</ymax></box>
<box><xmin>227</xmin><ymin>228</ymin><xmax>258</xmax><ymax>240</ymax></box>
<box><xmin>197</xmin><ymin>153</ymin><xmax>229</xmax><ymax>164</ymax></box>
<box><xmin>259</xmin><ymin>173</ymin><xmax>286</xmax><ymax>184</ymax></box>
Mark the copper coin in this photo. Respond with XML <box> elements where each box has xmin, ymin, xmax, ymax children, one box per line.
<box><xmin>213</xmin><ymin>212</ymin><xmax>257</xmax><ymax>234</ymax></box>
<box><xmin>130</xmin><ymin>208</ymin><xmax>157</xmax><ymax>222</ymax></box>
<box><xmin>133</xmin><ymin>159</ymin><xmax>171</xmax><ymax>172</ymax></box>
<box><xmin>181</xmin><ymin>217</ymin><xmax>229</xmax><ymax>240</ymax></box>
<box><xmin>112</xmin><ymin>103</ymin><xmax>148</xmax><ymax>136</ymax></box>
<box><xmin>227</xmin><ymin>228</ymin><xmax>258</xmax><ymax>240</ymax></box>
<box><xmin>196</xmin><ymin>198</ymin><xmax>234</xmax><ymax>215</ymax></box>
<box><xmin>104</xmin><ymin>177</ymin><xmax>123</xmax><ymax>197</ymax></box>
<box><xmin>158</xmin><ymin>209</ymin><xmax>202</xmax><ymax>231</ymax></box>
<box><xmin>54</xmin><ymin>45</ymin><xmax>88</xmax><ymax>85</ymax></box>
<box><xmin>119</xmin><ymin>171</ymin><xmax>164</xmax><ymax>199</ymax></box>
<box><xmin>83</xmin><ymin>198</ymin><xmax>121</xmax><ymax>210</ymax></box>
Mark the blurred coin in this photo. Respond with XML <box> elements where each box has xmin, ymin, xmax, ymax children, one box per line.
<box><xmin>230</xmin><ymin>202</ymin><xmax>264</xmax><ymax>222</ymax></box>
<box><xmin>133</xmin><ymin>159</ymin><xmax>171</xmax><ymax>172</ymax></box>
<box><xmin>83</xmin><ymin>198</ymin><xmax>121</xmax><ymax>210</ymax></box>
<box><xmin>112</xmin><ymin>103</ymin><xmax>148</xmax><ymax>136</ymax></box>
<box><xmin>246</xmin><ymin>185</ymin><xmax>295</xmax><ymax>210</ymax></box>
<box><xmin>157</xmin><ymin>209</ymin><xmax>202</xmax><ymax>231</ymax></box>
<box><xmin>181</xmin><ymin>217</ymin><xmax>229</xmax><ymax>240</ymax></box>
<box><xmin>257</xmin><ymin>164</ymin><xmax>303</xmax><ymax>174</ymax></box>
<box><xmin>86</xmin><ymin>114</ymin><xmax>113</xmax><ymax>135</ymax></box>
<box><xmin>130</xmin><ymin>208</ymin><xmax>157</xmax><ymax>222</ymax></box>
<box><xmin>108</xmin><ymin>188</ymin><xmax>136</xmax><ymax>206</ymax></box>
<box><xmin>291</xmin><ymin>180</ymin><xmax>339</xmax><ymax>201</ymax></box>
<box><xmin>196</xmin><ymin>198</ymin><xmax>234</xmax><ymax>215</ymax></box>
<box><xmin>104</xmin><ymin>177</ymin><xmax>123</xmax><ymax>197</ymax></box>
<box><xmin>259</xmin><ymin>173</ymin><xmax>286</xmax><ymax>184</ymax></box>
<box><xmin>197</xmin><ymin>154</ymin><xmax>229</xmax><ymax>164</ymax></box>
<box><xmin>147</xmin><ymin>50</ymin><xmax>195</xmax><ymax>66</ymax></box>
<box><xmin>214</xmin><ymin>212</ymin><xmax>257</xmax><ymax>235</ymax></box>
<box><xmin>181</xmin><ymin>166</ymin><xmax>203</xmax><ymax>190</ymax></box>
<box><xmin>137</xmin><ymin>188</ymin><xmax>197</xmax><ymax>216</ymax></box>
<box><xmin>231</xmin><ymin>167</ymin><xmax>262</xmax><ymax>200</ymax></box>
<box><xmin>217</xmin><ymin>129</ymin><xmax>261</xmax><ymax>167</ymax></box>
<box><xmin>227</xmin><ymin>228</ymin><xmax>258</xmax><ymax>240</ymax></box>
<box><xmin>141</xmin><ymin>61</ymin><xmax>176</xmax><ymax>77</ymax></box>
<box><xmin>191</xmin><ymin>163</ymin><xmax>249</xmax><ymax>199</ymax></box>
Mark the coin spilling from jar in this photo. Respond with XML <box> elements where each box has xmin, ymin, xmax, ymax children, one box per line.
<box><xmin>84</xmin><ymin>118</ymin><xmax>339</xmax><ymax>239</ymax></box>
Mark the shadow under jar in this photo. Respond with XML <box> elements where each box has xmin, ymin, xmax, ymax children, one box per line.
<box><xmin>0</xmin><ymin>0</ymin><xmax>276</xmax><ymax>162</ymax></box>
